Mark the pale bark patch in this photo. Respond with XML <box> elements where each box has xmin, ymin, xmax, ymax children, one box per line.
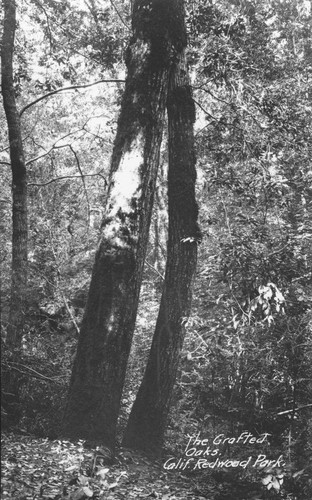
<box><xmin>102</xmin><ymin>135</ymin><xmax>144</xmax><ymax>245</ymax></box>
<box><xmin>109</xmin><ymin>135</ymin><xmax>144</xmax><ymax>216</ymax></box>
<box><xmin>131</xmin><ymin>40</ymin><xmax>151</xmax><ymax>74</ymax></box>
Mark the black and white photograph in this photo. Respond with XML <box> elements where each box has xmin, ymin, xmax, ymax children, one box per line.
<box><xmin>1</xmin><ymin>0</ymin><xmax>312</xmax><ymax>498</ymax></box>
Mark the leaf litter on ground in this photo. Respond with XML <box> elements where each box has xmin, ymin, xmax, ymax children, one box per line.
<box><xmin>1</xmin><ymin>433</ymin><xmax>206</xmax><ymax>499</ymax></box>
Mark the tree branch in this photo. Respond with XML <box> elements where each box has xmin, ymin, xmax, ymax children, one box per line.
<box><xmin>26</xmin><ymin>142</ymin><xmax>72</xmax><ymax>166</ymax></box>
<box><xmin>194</xmin><ymin>85</ymin><xmax>268</xmax><ymax>131</ymax></box>
<box><xmin>60</xmin><ymin>290</ymin><xmax>80</xmax><ymax>337</ymax></box>
<box><xmin>28</xmin><ymin>171</ymin><xmax>107</xmax><ymax>187</ymax></box>
<box><xmin>110</xmin><ymin>0</ymin><xmax>131</xmax><ymax>31</ymax></box>
<box><xmin>277</xmin><ymin>404</ymin><xmax>312</xmax><ymax>416</ymax></box>
<box><xmin>47</xmin><ymin>227</ymin><xmax>82</xmax><ymax>337</ymax></box>
<box><xmin>32</xmin><ymin>0</ymin><xmax>54</xmax><ymax>52</ymax></box>
<box><xmin>25</xmin><ymin>123</ymin><xmax>90</xmax><ymax>166</ymax></box>
<box><xmin>20</xmin><ymin>79</ymin><xmax>125</xmax><ymax>117</ymax></box>
<box><xmin>145</xmin><ymin>260</ymin><xmax>165</xmax><ymax>281</ymax></box>
<box><xmin>193</xmin><ymin>98</ymin><xmax>219</xmax><ymax>121</ymax></box>
<box><xmin>69</xmin><ymin>144</ymin><xmax>91</xmax><ymax>226</ymax></box>
<box><xmin>193</xmin><ymin>85</ymin><xmax>232</xmax><ymax>106</ymax></box>
<box><xmin>10</xmin><ymin>362</ymin><xmax>64</xmax><ymax>384</ymax></box>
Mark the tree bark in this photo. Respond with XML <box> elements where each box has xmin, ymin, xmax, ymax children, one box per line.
<box><xmin>63</xmin><ymin>0</ymin><xmax>185</xmax><ymax>448</ymax></box>
<box><xmin>1</xmin><ymin>0</ymin><xmax>28</xmax><ymax>347</ymax></box>
<box><xmin>123</xmin><ymin>39</ymin><xmax>201</xmax><ymax>456</ymax></box>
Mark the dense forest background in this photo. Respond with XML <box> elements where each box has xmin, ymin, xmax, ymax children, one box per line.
<box><xmin>1</xmin><ymin>0</ymin><xmax>312</xmax><ymax>499</ymax></box>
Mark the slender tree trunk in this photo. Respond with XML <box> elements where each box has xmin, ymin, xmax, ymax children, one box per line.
<box><xmin>152</xmin><ymin>167</ymin><xmax>167</xmax><ymax>275</ymax></box>
<box><xmin>123</xmin><ymin>39</ymin><xmax>201</xmax><ymax>456</ymax></box>
<box><xmin>63</xmin><ymin>0</ymin><xmax>185</xmax><ymax>448</ymax></box>
<box><xmin>1</xmin><ymin>0</ymin><xmax>28</xmax><ymax>348</ymax></box>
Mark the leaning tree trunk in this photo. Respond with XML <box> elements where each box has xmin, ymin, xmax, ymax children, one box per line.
<box><xmin>1</xmin><ymin>0</ymin><xmax>28</xmax><ymax>348</ymax></box>
<box><xmin>123</xmin><ymin>39</ymin><xmax>201</xmax><ymax>456</ymax></box>
<box><xmin>63</xmin><ymin>0</ymin><xmax>186</xmax><ymax>448</ymax></box>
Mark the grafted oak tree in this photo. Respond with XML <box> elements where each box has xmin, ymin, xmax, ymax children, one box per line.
<box><xmin>1</xmin><ymin>0</ymin><xmax>28</xmax><ymax>348</ymax></box>
<box><xmin>123</xmin><ymin>24</ymin><xmax>201</xmax><ymax>456</ymax></box>
<box><xmin>63</xmin><ymin>0</ymin><xmax>187</xmax><ymax>448</ymax></box>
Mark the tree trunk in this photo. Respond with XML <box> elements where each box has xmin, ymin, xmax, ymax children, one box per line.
<box><xmin>123</xmin><ymin>40</ymin><xmax>201</xmax><ymax>456</ymax></box>
<box><xmin>1</xmin><ymin>0</ymin><xmax>28</xmax><ymax>348</ymax></box>
<box><xmin>63</xmin><ymin>0</ymin><xmax>186</xmax><ymax>448</ymax></box>
<box><xmin>1</xmin><ymin>0</ymin><xmax>28</xmax><ymax>427</ymax></box>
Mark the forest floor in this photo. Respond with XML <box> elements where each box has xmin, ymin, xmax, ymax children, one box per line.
<box><xmin>1</xmin><ymin>433</ymin><xmax>213</xmax><ymax>500</ymax></box>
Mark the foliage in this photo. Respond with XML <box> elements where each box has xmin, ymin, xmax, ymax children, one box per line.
<box><xmin>1</xmin><ymin>0</ymin><xmax>122</xmax><ymax>339</ymax></box>
<box><xmin>1</xmin><ymin>334</ymin><xmax>74</xmax><ymax>437</ymax></box>
<box><xmin>1</xmin><ymin>433</ymin><xmax>203</xmax><ymax>499</ymax></box>
<box><xmin>164</xmin><ymin>0</ymin><xmax>312</xmax><ymax>497</ymax></box>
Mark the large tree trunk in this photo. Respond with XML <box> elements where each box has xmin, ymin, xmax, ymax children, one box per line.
<box><xmin>63</xmin><ymin>0</ymin><xmax>186</xmax><ymax>448</ymax></box>
<box><xmin>1</xmin><ymin>0</ymin><xmax>28</xmax><ymax>348</ymax></box>
<box><xmin>122</xmin><ymin>39</ymin><xmax>201</xmax><ymax>457</ymax></box>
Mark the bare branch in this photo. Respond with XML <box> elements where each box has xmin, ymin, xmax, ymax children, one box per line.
<box><xmin>47</xmin><ymin>227</ymin><xmax>81</xmax><ymax>336</ymax></box>
<box><xmin>194</xmin><ymin>85</ymin><xmax>268</xmax><ymax>131</ymax></box>
<box><xmin>60</xmin><ymin>290</ymin><xmax>80</xmax><ymax>337</ymax></box>
<box><xmin>25</xmin><ymin>123</ymin><xmax>90</xmax><ymax>166</ymax></box>
<box><xmin>69</xmin><ymin>144</ymin><xmax>91</xmax><ymax>226</ymax></box>
<box><xmin>26</xmin><ymin>143</ymin><xmax>71</xmax><ymax>166</ymax></box>
<box><xmin>277</xmin><ymin>404</ymin><xmax>312</xmax><ymax>416</ymax></box>
<box><xmin>145</xmin><ymin>260</ymin><xmax>165</xmax><ymax>281</ymax></box>
<box><xmin>195</xmin><ymin>123</ymin><xmax>213</xmax><ymax>139</ymax></box>
<box><xmin>193</xmin><ymin>98</ymin><xmax>219</xmax><ymax>121</ymax></box>
<box><xmin>10</xmin><ymin>362</ymin><xmax>64</xmax><ymax>384</ymax></box>
<box><xmin>0</xmin><ymin>145</ymin><xmax>10</xmax><ymax>154</ymax></box>
<box><xmin>28</xmin><ymin>171</ymin><xmax>107</xmax><ymax>187</ymax></box>
<box><xmin>20</xmin><ymin>79</ymin><xmax>125</xmax><ymax>117</ymax></box>
<box><xmin>193</xmin><ymin>85</ymin><xmax>232</xmax><ymax>106</ymax></box>
<box><xmin>32</xmin><ymin>0</ymin><xmax>54</xmax><ymax>52</ymax></box>
<box><xmin>110</xmin><ymin>0</ymin><xmax>131</xmax><ymax>31</ymax></box>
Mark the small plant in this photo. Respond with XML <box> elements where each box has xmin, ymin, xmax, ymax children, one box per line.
<box><xmin>262</xmin><ymin>467</ymin><xmax>284</xmax><ymax>493</ymax></box>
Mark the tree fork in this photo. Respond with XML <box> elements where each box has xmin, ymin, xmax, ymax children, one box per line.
<box><xmin>63</xmin><ymin>0</ymin><xmax>185</xmax><ymax>448</ymax></box>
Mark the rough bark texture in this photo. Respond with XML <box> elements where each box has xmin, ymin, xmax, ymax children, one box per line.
<box><xmin>63</xmin><ymin>0</ymin><xmax>185</xmax><ymax>448</ymax></box>
<box><xmin>1</xmin><ymin>0</ymin><xmax>28</xmax><ymax>347</ymax></box>
<box><xmin>122</xmin><ymin>44</ymin><xmax>201</xmax><ymax>456</ymax></box>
